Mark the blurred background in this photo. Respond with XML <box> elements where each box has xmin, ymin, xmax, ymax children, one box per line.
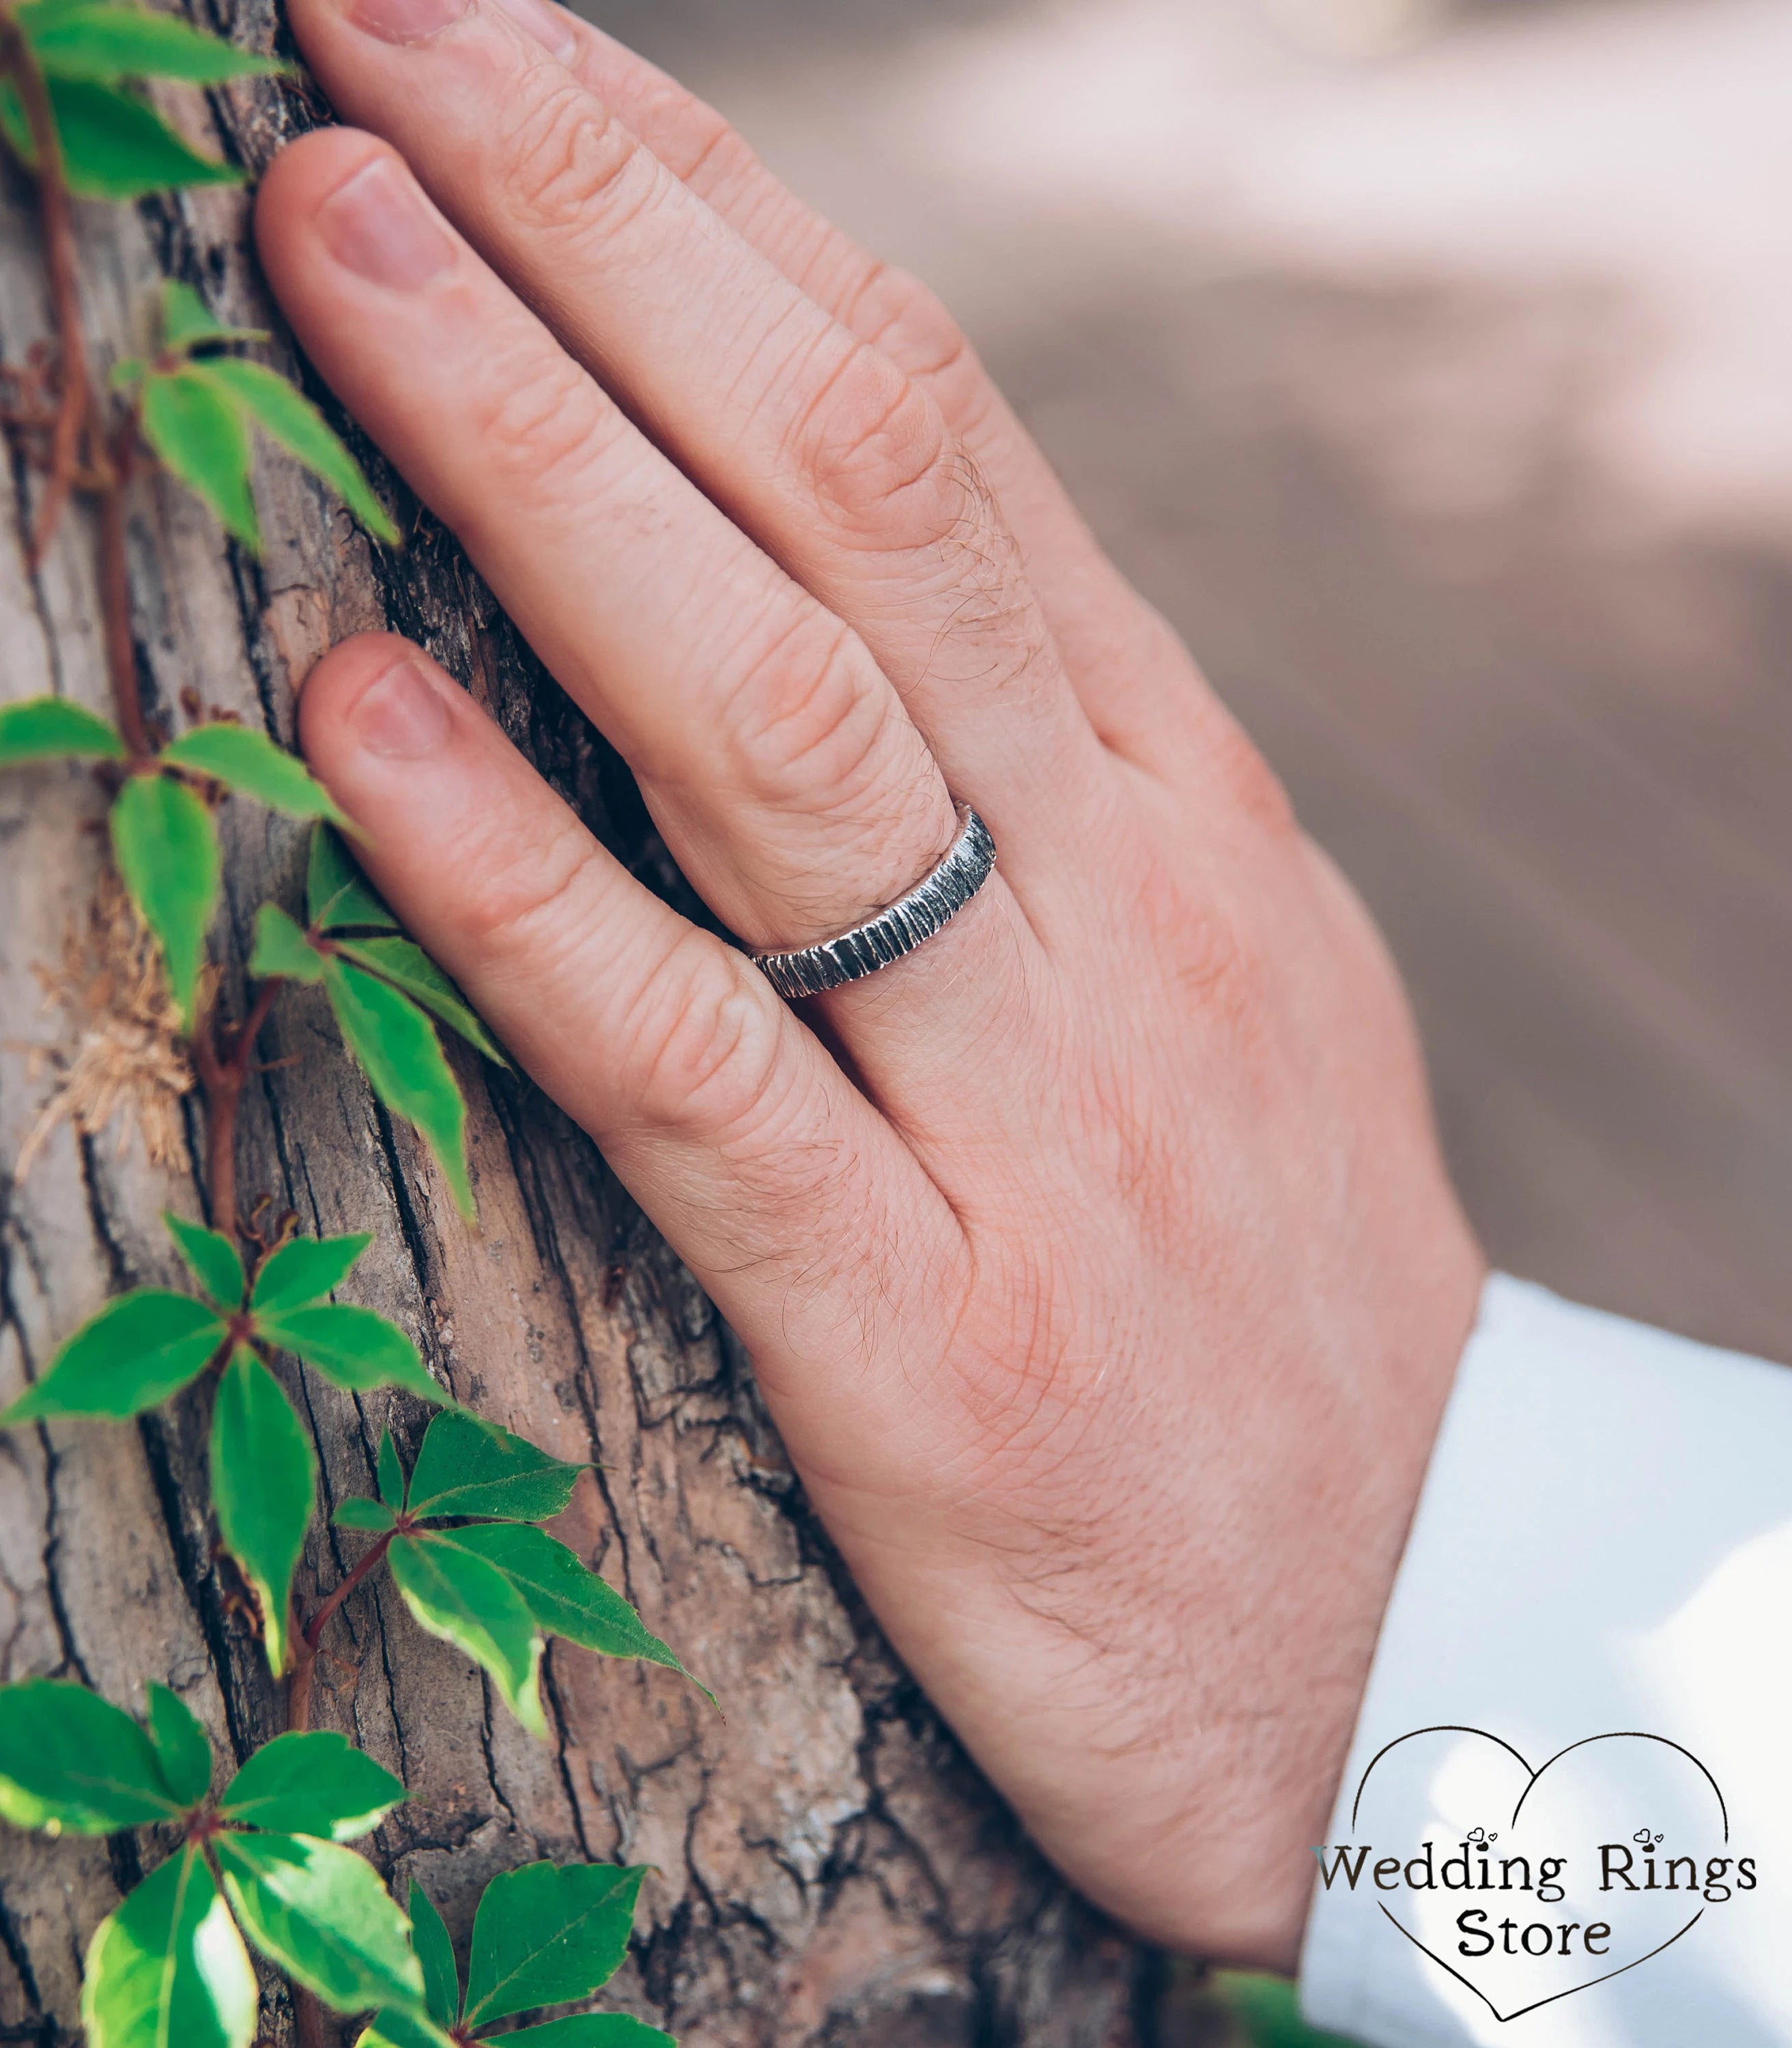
<box><xmin>580</xmin><ymin>0</ymin><xmax>1792</xmax><ymax>1373</ymax></box>
<box><xmin>568</xmin><ymin>0</ymin><xmax>1789</xmax><ymax>2036</ymax></box>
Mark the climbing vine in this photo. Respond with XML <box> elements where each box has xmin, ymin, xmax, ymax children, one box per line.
<box><xmin>0</xmin><ymin>4</ymin><xmax>698</xmax><ymax>2042</ymax></box>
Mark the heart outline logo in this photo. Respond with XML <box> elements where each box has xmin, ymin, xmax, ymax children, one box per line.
<box><xmin>1349</xmin><ymin>1726</ymin><xmax>1729</xmax><ymax>2023</ymax></box>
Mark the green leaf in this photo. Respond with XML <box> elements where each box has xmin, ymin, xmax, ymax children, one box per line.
<box><xmin>323</xmin><ymin>956</ymin><xmax>473</xmax><ymax>1219</ymax></box>
<box><xmin>1</xmin><ymin>1290</ymin><xmax>226</xmax><ymax>1425</ymax></box>
<box><xmin>81</xmin><ymin>1845</ymin><xmax>256</xmax><ymax>2048</ymax></box>
<box><xmin>496</xmin><ymin>2019</ymin><xmax>676</xmax><ymax>2048</ymax></box>
<box><xmin>406</xmin><ymin>1411</ymin><xmax>583</xmax><ymax>1524</ymax></box>
<box><xmin>0</xmin><ymin>1679</ymin><xmax>186</xmax><ymax>1833</ymax></box>
<box><xmin>335</xmin><ymin>938</ymin><xmax>505</xmax><ymax>1066</ymax></box>
<box><xmin>110</xmin><ymin>769</ymin><xmax>221</xmax><ymax>1031</ymax></box>
<box><xmin>140</xmin><ymin>368</ymin><xmax>255</xmax><ymax>546</ymax></box>
<box><xmin>388</xmin><ymin>1532</ymin><xmax>543</xmax><ymax>1737</ymax></box>
<box><xmin>355</xmin><ymin>2013</ymin><xmax>459</xmax><ymax>2048</ymax></box>
<box><xmin>378</xmin><ymin>1425</ymin><xmax>405</xmax><ymax>1511</ymax></box>
<box><xmin>257</xmin><ymin>1303</ymin><xmax>446</xmax><ymax>1408</ymax></box>
<box><xmin>191</xmin><ymin>358</ymin><xmax>399</xmax><ymax>545</ymax></box>
<box><xmin>408</xmin><ymin>1882</ymin><xmax>459</xmax><ymax>2030</ymax></box>
<box><xmin>162</xmin><ymin>1210</ymin><xmax>245</xmax><ymax>1311</ymax></box>
<box><xmin>210</xmin><ymin>1348</ymin><xmax>315</xmax><ymax>1677</ymax></box>
<box><xmin>20</xmin><ymin>1</ymin><xmax>281</xmax><ymax>84</ymax></box>
<box><xmin>249</xmin><ymin>902</ymin><xmax>324</xmax><ymax>985</ymax></box>
<box><xmin>308</xmin><ymin>824</ymin><xmax>397</xmax><ymax>933</ymax></box>
<box><xmin>251</xmin><ymin>1232</ymin><xmax>372</xmax><ymax>1315</ymax></box>
<box><xmin>143</xmin><ymin>1683</ymin><xmax>212</xmax><ymax>1808</ymax></box>
<box><xmin>446</xmin><ymin>1524</ymin><xmax>707</xmax><ymax>1700</ymax></box>
<box><xmin>161</xmin><ymin>723</ymin><xmax>345</xmax><ymax>823</ymax></box>
<box><xmin>333</xmin><ymin>1496</ymin><xmax>396</xmax><ymax>1533</ymax></box>
<box><xmin>219</xmin><ymin>1731</ymin><xmax>405</xmax><ymax>1841</ymax></box>
<box><xmin>158</xmin><ymin>278</ymin><xmax>266</xmax><ymax>352</ymax></box>
<box><xmin>464</xmin><ymin>1862</ymin><xmax>649</xmax><ymax>2028</ymax></box>
<box><xmin>214</xmin><ymin>1832</ymin><xmax>424</xmax><ymax>2015</ymax></box>
<box><xmin>0</xmin><ymin>76</ymin><xmax>241</xmax><ymax>199</ymax></box>
<box><xmin>160</xmin><ymin>279</ymin><xmax>219</xmax><ymax>346</ymax></box>
<box><xmin>0</xmin><ymin>694</ymin><xmax>125</xmax><ymax>766</ymax></box>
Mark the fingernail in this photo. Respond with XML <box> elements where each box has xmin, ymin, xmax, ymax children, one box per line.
<box><xmin>352</xmin><ymin>658</ymin><xmax>452</xmax><ymax>760</ymax></box>
<box><xmin>317</xmin><ymin>158</ymin><xmax>455</xmax><ymax>290</ymax></box>
<box><xmin>348</xmin><ymin>0</ymin><xmax>468</xmax><ymax>44</ymax></box>
<box><xmin>489</xmin><ymin>0</ymin><xmax>578</xmax><ymax>57</ymax></box>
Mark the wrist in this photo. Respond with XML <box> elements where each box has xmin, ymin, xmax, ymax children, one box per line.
<box><xmin>1139</xmin><ymin>1241</ymin><xmax>1488</xmax><ymax>1973</ymax></box>
<box><xmin>1249</xmin><ymin>1247</ymin><xmax>1490</xmax><ymax>1972</ymax></box>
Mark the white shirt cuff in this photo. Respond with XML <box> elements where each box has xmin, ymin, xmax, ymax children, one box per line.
<box><xmin>1299</xmin><ymin>1274</ymin><xmax>1792</xmax><ymax>2047</ymax></box>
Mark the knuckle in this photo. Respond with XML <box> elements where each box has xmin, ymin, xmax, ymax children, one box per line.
<box><xmin>615</xmin><ymin>933</ymin><xmax>786</xmax><ymax>1139</ymax></box>
<box><xmin>851</xmin><ymin>262</ymin><xmax>976</xmax><ymax>388</ymax></box>
<box><xmin>726</xmin><ymin>611</ymin><xmax>911</xmax><ymax>819</ymax></box>
<box><xmin>472</xmin><ymin>350</ymin><xmax>617</xmax><ymax>502</ymax></box>
<box><xmin>456</xmin><ymin>812</ymin><xmax>606</xmax><ymax>967</ymax></box>
<box><xmin>498</xmin><ymin>76</ymin><xmax>644</xmax><ymax>236</ymax></box>
<box><xmin>646</xmin><ymin>83</ymin><xmax>757</xmax><ymax>197</ymax></box>
<box><xmin>790</xmin><ymin>339</ymin><xmax>952</xmax><ymax>541</ymax></box>
<box><xmin>845</xmin><ymin>261</ymin><xmax>992</xmax><ymax>435</ymax></box>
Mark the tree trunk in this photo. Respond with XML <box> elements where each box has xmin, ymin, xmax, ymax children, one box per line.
<box><xmin>0</xmin><ymin>35</ymin><xmax>1156</xmax><ymax>2048</ymax></box>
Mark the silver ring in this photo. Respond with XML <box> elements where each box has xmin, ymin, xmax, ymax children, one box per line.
<box><xmin>751</xmin><ymin>804</ymin><xmax>996</xmax><ymax>999</ymax></box>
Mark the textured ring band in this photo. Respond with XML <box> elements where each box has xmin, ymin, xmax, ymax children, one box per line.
<box><xmin>751</xmin><ymin>804</ymin><xmax>996</xmax><ymax>999</ymax></box>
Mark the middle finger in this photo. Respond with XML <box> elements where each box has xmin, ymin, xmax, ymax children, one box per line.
<box><xmin>277</xmin><ymin>0</ymin><xmax>1113</xmax><ymax>900</ymax></box>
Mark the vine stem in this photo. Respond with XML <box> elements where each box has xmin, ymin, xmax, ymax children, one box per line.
<box><xmin>288</xmin><ymin>1526</ymin><xmax>395</xmax><ymax>1735</ymax></box>
<box><xmin>95</xmin><ymin>416</ymin><xmax>147</xmax><ymax>755</ymax></box>
<box><xmin>294</xmin><ymin>1988</ymin><xmax>329</xmax><ymax>2048</ymax></box>
<box><xmin>0</xmin><ymin>27</ymin><xmax>255</xmax><ymax>1275</ymax></box>
<box><xmin>0</xmin><ymin>8</ymin><xmax>148</xmax><ymax>753</ymax></box>
<box><xmin>191</xmin><ymin>976</ymin><xmax>283</xmax><ymax>1245</ymax></box>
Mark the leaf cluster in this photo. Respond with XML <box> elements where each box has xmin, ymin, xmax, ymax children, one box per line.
<box><xmin>1</xmin><ymin>1211</ymin><xmax>449</xmax><ymax>1670</ymax></box>
<box><xmin>339</xmin><ymin>1410</ymin><xmax>710</xmax><ymax>1735</ymax></box>
<box><xmin>0</xmin><ymin>1681</ymin><xmax>668</xmax><ymax>2048</ymax></box>
<box><xmin>116</xmin><ymin>281</ymin><xmax>399</xmax><ymax>551</ymax></box>
<box><xmin>0</xmin><ymin>689</ymin><xmax>341</xmax><ymax>1027</ymax></box>
<box><xmin>0</xmin><ymin>0</ymin><xmax>285</xmax><ymax>201</ymax></box>
<box><xmin>0</xmin><ymin>674</ymin><xmax>496</xmax><ymax>1201</ymax></box>
<box><xmin>0</xmin><ymin>1679</ymin><xmax>421</xmax><ymax>2047</ymax></box>
<box><xmin>1</xmin><ymin>14</ymin><xmax>694</xmax><ymax>2048</ymax></box>
<box><xmin>365</xmin><ymin>1868</ymin><xmax>671</xmax><ymax>2048</ymax></box>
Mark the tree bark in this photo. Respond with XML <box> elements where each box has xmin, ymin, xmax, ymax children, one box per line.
<box><xmin>0</xmin><ymin>36</ymin><xmax>1156</xmax><ymax>2048</ymax></box>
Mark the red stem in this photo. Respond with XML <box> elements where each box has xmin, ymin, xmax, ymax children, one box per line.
<box><xmin>2</xmin><ymin>31</ymin><xmax>371</xmax><ymax>2048</ymax></box>
<box><xmin>192</xmin><ymin>977</ymin><xmax>282</xmax><ymax>1246</ymax></box>
<box><xmin>287</xmin><ymin>1527</ymin><xmax>395</xmax><ymax>1735</ymax></box>
<box><xmin>0</xmin><ymin>10</ymin><xmax>150</xmax><ymax>760</ymax></box>
<box><xmin>0</xmin><ymin>16</ymin><xmax>83</xmax><ymax>567</ymax></box>
<box><xmin>295</xmin><ymin>1991</ymin><xmax>329</xmax><ymax>2048</ymax></box>
<box><xmin>3</xmin><ymin>40</ymin><xmax>390</xmax><ymax>2048</ymax></box>
<box><xmin>96</xmin><ymin>419</ymin><xmax>148</xmax><ymax>756</ymax></box>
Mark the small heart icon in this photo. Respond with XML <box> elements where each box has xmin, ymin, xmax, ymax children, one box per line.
<box><xmin>1337</xmin><ymin>1726</ymin><xmax>1733</xmax><ymax>2021</ymax></box>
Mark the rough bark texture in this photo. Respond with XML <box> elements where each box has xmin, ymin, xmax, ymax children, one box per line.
<box><xmin>0</xmin><ymin>33</ymin><xmax>1158</xmax><ymax>2048</ymax></box>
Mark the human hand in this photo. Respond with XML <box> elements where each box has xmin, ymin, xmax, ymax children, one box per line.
<box><xmin>254</xmin><ymin>0</ymin><xmax>1484</xmax><ymax>1972</ymax></box>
